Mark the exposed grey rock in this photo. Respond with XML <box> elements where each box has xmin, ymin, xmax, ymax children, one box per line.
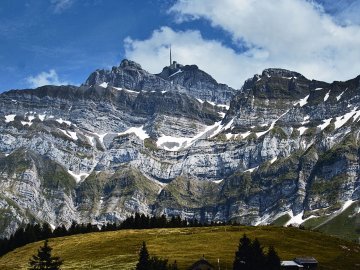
<box><xmin>0</xmin><ymin>63</ymin><xmax>359</xmax><ymax>238</ymax></box>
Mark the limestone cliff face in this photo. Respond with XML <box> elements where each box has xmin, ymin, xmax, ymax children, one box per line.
<box><xmin>0</xmin><ymin>62</ymin><xmax>359</xmax><ymax>238</ymax></box>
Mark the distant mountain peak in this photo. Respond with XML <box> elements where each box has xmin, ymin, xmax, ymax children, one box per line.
<box><xmin>261</xmin><ymin>68</ymin><xmax>306</xmax><ymax>79</ymax></box>
<box><xmin>119</xmin><ymin>59</ymin><xmax>143</xmax><ymax>70</ymax></box>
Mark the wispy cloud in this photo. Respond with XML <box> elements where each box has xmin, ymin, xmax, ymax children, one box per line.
<box><xmin>125</xmin><ymin>0</ymin><xmax>360</xmax><ymax>88</ymax></box>
<box><xmin>26</xmin><ymin>69</ymin><xmax>70</xmax><ymax>88</ymax></box>
<box><xmin>51</xmin><ymin>0</ymin><xmax>74</xmax><ymax>14</ymax></box>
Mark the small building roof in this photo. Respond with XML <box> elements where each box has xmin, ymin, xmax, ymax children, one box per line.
<box><xmin>294</xmin><ymin>257</ymin><xmax>318</xmax><ymax>264</ymax></box>
<box><xmin>281</xmin><ymin>261</ymin><xmax>304</xmax><ymax>267</ymax></box>
<box><xmin>190</xmin><ymin>257</ymin><xmax>214</xmax><ymax>269</ymax></box>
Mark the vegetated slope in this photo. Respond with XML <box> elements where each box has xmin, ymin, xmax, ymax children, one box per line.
<box><xmin>303</xmin><ymin>201</ymin><xmax>360</xmax><ymax>242</ymax></box>
<box><xmin>0</xmin><ymin>226</ymin><xmax>359</xmax><ymax>270</ymax></box>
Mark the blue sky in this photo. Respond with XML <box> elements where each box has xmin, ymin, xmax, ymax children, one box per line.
<box><xmin>1</xmin><ymin>0</ymin><xmax>360</xmax><ymax>91</ymax></box>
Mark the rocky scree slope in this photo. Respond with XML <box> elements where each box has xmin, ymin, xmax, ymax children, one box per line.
<box><xmin>0</xmin><ymin>61</ymin><xmax>359</xmax><ymax>240</ymax></box>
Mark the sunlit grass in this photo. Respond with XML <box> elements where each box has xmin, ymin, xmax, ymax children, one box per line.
<box><xmin>0</xmin><ymin>226</ymin><xmax>359</xmax><ymax>270</ymax></box>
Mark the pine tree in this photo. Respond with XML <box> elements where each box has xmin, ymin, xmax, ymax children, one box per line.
<box><xmin>233</xmin><ymin>234</ymin><xmax>253</xmax><ymax>270</ymax></box>
<box><xmin>136</xmin><ymin>241</ymin><xmax>150</xmax><ymax>270</ymax></box>
<box><xmin>28</xmin><ymin>239</ymin><xmax>63</xmax><ymax>270</ymax></box>
<box><xmin>266</xmin><ymin>245</ymin><xmax>281</xmax><ymax>270</ymax></box>
<box><xmin>251</xmin><ymin>238</ymin><xmax>266</xmax><ymax>269</ymax></box>
<box><xmin>149</xmin><ymin>256</ymin><xmax>168</xmax><ymax>270</ymax></box>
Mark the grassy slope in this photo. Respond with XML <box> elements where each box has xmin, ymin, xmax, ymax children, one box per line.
<box><xmin>303</xmin><ymin>202</ymin><xmax>360</xmax><ymax>242</ymax></box>
<box><xmin>0</xmin><ymin>226</ymin><xmax>359</xmax><ymax>270</ymax></box>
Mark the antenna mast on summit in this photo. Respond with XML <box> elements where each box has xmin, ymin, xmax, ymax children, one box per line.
<box><xmin>170</xmin><ymin>44</ymin><xmax>172</xmax><ymax>66</ymax></box>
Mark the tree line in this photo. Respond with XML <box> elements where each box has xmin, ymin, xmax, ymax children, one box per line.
<box><xmin>26</xmin><ymin>233</ymin><xmax>281</xmax><ymax>270</ymax></box>
<box><xmin>135</xmin><ymin>234</ymin><xmax>281</xmax><ymax>270</ymax></box>
<box><xmin>0</xmin><ymin>213</ymin><xmax>230</xmax><ymax>258</ymax></box>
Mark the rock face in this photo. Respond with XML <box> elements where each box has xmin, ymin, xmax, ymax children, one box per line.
<box><xmin>157</xmin><ymin>64</ymin><xmax>235</xmax><ymax>104</ymax></box>
<box><xmin>0</xmin><ymin>61</ymin><xmax>359</xmax><ymax>239</ymax></box>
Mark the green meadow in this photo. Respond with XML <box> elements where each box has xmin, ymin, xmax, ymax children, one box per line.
<box><xmin>0</xmin><ymin>226</ymin><xmax>359</xmax><ymax>270</ymax></box>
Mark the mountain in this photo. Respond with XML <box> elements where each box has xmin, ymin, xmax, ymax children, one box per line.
<box><xmin>0</xmin><ymin>60</ymin><xmax>359</xmax><ymax>241</ymax></box>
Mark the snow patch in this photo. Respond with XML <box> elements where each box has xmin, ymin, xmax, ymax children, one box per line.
<box><xmin>56</xmin><ymin>118</ymin><xmax>72</xmax><ymax>126</ymax></box>
<box><xmin>298</xmin><ymin>126</ymin><xmax>308</xmax><ymax>136</ymax></box>
<box><xmin>212</xmin><ymin>179</ymin><xmax>223</xmax><ymax>184</ymax></box>
<box><xmin>168</xmin><ymin>70</ymin><xmax>182</xmax><ymax>77</ymax></box>
<box><xmin>4</xmin><ymin>114</ymin><xmax>16</xmax><ymax>123</ymax></box>
<box><xmin>118</xmin><ymin>126</ymin><xmax>149</xmax><ymax>140</ymax></box>
<box><xmin>85</xmin><ymin>135</ymin><xmax>95</xmax><ymax>147</ymax></box>
<box><xmin>315</xmin><ymin>87</ymin><xmax>323</xmax><ymax>91</ymax></box>
<box><xmin>324</xmin><ymin>91</ymin><xmax>330</xmax><ymax>102</ymax></box>
<box><xmin>59</xmin><ymin>129</ymin><xmax>78</xmax><ymax>140</ymax></box>
<box><xmin>244</xmin><ymin>166</ymin><xmax>258</xmax><ymax>173</ymax></box>
<box><xmin>99</xmin><ymin>82</ymin><xmax>108</xmax><ymax>88</ymax></box>
<box><xmin>301</xmin><ymin>115</ymin><xmax>310</xmax><ymax>125</ymax></box>
<box><xmin>113</xmin><ymin>86</ymin><xmax>139</xmax><ymax>94</ymax></box>
<box><xmin>334</xmin><ymin>109</ymin><xmax>358</xmax><ymax>129</ymax></box>
<box><xmin>353</xmin><ymin>110</ymin><xmax>360</xmax><ymax>122</ymax></box>
<box><xmin>294</xmin><ymin>95</ymin><xmax>309</xmax><ymax>107</ymax></box>
<box><xmin>158</xmin><ymin>120</ymin><xmax>223</xmax><ymax>151</ymax></box>
<box><xmin>196</xmin><ymin>98</ymin><xmax>204</xmax><ymax>104</ymax></box>
<box><xmin>341</xmin><ymin>200</ymin><xmax>354</xmax><ymax>212</ymax></box>
<box><xmin>318</xmin><ymin>118</ymin><xmax>332</xmax><ymax>130</ymax></box>
<box><xmin>28</xmin><ymin>115</ymin><xmax>35</xmax><ymax>121</ymax></box>
<box><xmin>68</xmin><ymin>170</ymin><xmax>89</xmax><ymax>183</ymax></box>
<box><xmin>93</xmin><ymin>132</ymin><xmax>108</xmax><ymax>144</ymax></box>
<box><xmin>256</xmin><ymin>111</ymin><xmax>288</xmax><ymax>138</ymax></box>
<box><xmin>38</xmin><ymin>114</ymin><xmax>46</xmax><ymax>121</ymax></box>
<box><xmin>21</xmin><ymin>121</ymin><xmax>32</xmax><ymax>126</ymax></box>
<box><xmin>336</xmin><ymin>89</ymin><xmax>346</xmax><ymax>101</ymax></box>
<box><xmin>206</xmin><ymin>101</ymin><xmax>216</xmax><ymax>106</ymax></box>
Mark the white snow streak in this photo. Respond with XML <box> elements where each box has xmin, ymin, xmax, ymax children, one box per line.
<box><xmin>93</xmin><ymin>132</ymin><xmax>108</xmax><ymax>144</ymax></box>
<box><xmin>212</xmin><ymin>179</ymin><xmax>223</xmax><ymax>184</ymax></box>
<box><xmin>21</xmin><ymin>121</ymin><xmax>32</xmax><ymax>126</ymax></box>
<box><xmin>38</xmin><ymin>114</ymin><xmax>46</xmax><ymax>121</ymax></box>
<box><xmin>244</xmin><ymin>166</ymin><xmax>258</xmax><ymax>173</ymax></box>
<box><xmin>336</xmin><ymin>89</ymin><xmax>346</xmax><ymax>101</ymax></box>
<box><xmin>67</xmin><ymin>170</ymin><xmax>89</xmax><ymax>183</ymax></box>
<box><xmin>4</xmin><ymin>114</ymin><xmax>16</xmax><ymax>123</ymax></box>
<box><xmin>118</xmin><ymin>126</ymin><xmax>149</xmax><ymax>140</ymax></box>
<box><xmin>294</xmin><ymin>95</ymin><xmax>309</xmax><ymax>107</ymax></box>
<box><xmin>59</xmin><ymin>129</ymin><xmax>78</xmax><ymax>140</ymax></box>
<box><xmin>334</xmin><ymin>109</ymin><xmax>357</xmax><ymax>129</ymax></box>
<box><xmin>99</xmin><ymin>82</ymin><xmax>108</xmax><ymax>88</ymax></box>
<box><xmin>324</xmin><ymin>91</ymin><xmax>330</xmax><ymax>102</ymax></box>
<box><xmin>85</xmin><ymin>135</ymin><xmax>95</xmax><ymax>147</ymax></box>
<box><xmin>56</xmin><ymin>118</ymin><xmax>72</xmax><ymax>126</ymax></box>
<box><xmin>318</xmin><ymin>118</ymin><xmax>332</xmax><ymax>130</ymax></box>
<box><xmin>113</xmin><ymin>87</ymin><xmax>139</xmax><ymax>94</ymax></box>
<box><xmin>256</xmin><ymin>111</ymin><xmax>288</xmax><ymax>138</ymax></box>
<box><xmin>196</xmin><ymin>98</ymin><xmax>204</xmax><ymax>104</ymax></box>
<box><xmin>298</xmin><ymin>126</ymin><xmax>308</xmax><ymax>136</ymax></box>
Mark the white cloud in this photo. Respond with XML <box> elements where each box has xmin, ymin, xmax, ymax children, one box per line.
<box><xmin>26</xmin><ymin>69</ymin><xmax>69</xmax><ymax>88</ymax></box>
<box><xmin>51</xmin><ymin>0</ymin><xmax>74</xmax><ymax>13</ymax></box>
<box><xmin>124</xmin><ymin>0</ymin><xmax>360</xmax><ymax>88</ymax></box>
<box><xmin>124</xmin><ymin>27</ymin><xmax>265</xmax><ymax>89</ymax></box>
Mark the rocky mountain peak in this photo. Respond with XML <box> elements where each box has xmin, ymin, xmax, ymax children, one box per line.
<box><xmin>119</xmin><ymin>59</ymin><xmax>142</xmax><ymax>70</ymax></box>
<box><xmin>261</xmin><ymin>68</ymin><xmax>305</xmax><ymax>79</ymax></box>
